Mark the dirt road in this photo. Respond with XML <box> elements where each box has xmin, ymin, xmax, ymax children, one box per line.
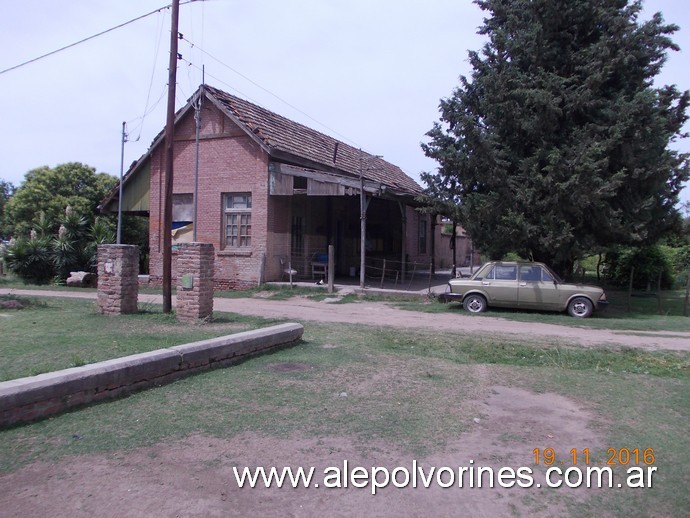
<box><xmin>2</xmin><ymin>288</ymin><xmax>689</xmax><ymax>351</ymax></box>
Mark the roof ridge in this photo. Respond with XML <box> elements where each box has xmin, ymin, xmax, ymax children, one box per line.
<box><xmin>203</xmin><ymin>84</ymin><xmax>422</xmax><ymax>195</ymax></box>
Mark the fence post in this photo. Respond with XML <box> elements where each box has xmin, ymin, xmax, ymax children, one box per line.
<box><xmin>684</xmin><ymin>270</ymin><xmax>690</xmax><ymax>317</ymax></box>
<box><xmin>258</xmin><ymin>252</ymin><xmax>266</xmax><ymax>287</ymax></box>
<box><xmin>327</xmin><ymin>245</ymin><xmax>335</xmax><ymax>294</ymax></box>
<box><xmin>428</xmin><ymin>259</ymin><xmax>433</xmax><ymax>295</ymax></box>
<box><xmin>380</xmin><ymin>259</ymin><xmax>386</xmax><ymax>289</ymax></box>
<box><xmin>657</xmin><ymin>271</ymin><xmax>662</xmax><ymax>315</ymax></box>
<box><xmin>627</xmin><ymin>266</ymin><xmax>634</xmax><ymax>312</ymax></box>
<box><xmin>407</xmin><ymin>261</ymin><xmax>417</xmax><ymax>290</ymax></box>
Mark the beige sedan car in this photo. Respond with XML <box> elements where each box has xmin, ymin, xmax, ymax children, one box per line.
<box><xmin>446</xmin><ymin>261</ymin><xmax>608</xmax><ymax>318</ymax></box>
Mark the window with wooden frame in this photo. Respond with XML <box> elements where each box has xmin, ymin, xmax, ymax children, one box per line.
<box><xmin>418</xmin><ymin>215</ymin><xmax>427</xmax><ymax>254</ymax></box>
<box><xmin>223</xmin><ymin>193</ymin><xmax>252</xmax><ymax>248</ymax></box>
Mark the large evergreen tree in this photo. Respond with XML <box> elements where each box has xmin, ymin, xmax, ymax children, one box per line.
<box><xmin>423</xmin><ymin>0</ymin><xmax>689</xmax><ymax>276</ymax></box>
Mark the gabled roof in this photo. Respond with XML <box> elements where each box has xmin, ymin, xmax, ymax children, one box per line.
<box><xmin>101</xmin><ymin>84</ymin><xmax>422</xmax><ymax>212</ymax></box>
<box><xmin>203</xmin><ymin>85</ymin><xmax>422</xmax><ymax>196</ymax></box>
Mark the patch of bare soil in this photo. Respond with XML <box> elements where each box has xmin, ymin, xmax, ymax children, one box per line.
<box><xmin>0</xmin><ymin>386</ymin><xmax>602</xmax><ymax>517</ymax></box>
<box><xmin>266</xmin><ymin>362</ymin><xmax>314</xmax><ymax>372</ymax></box>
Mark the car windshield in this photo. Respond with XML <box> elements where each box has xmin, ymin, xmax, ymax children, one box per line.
<box><xmin>469</xmin><ymin>264</ymin><xmax>493</xmax><ymax>281</ymax></box>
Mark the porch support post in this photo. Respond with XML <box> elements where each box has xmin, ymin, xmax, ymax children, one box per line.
<box><xmin>359</xmin><ymin>191</ymin><xmax>370</xmax><ymax>289</ymax></box>
<box><xmin>430</xmin><ymin>213</ymin><xmax>437</xmax><ymax>275</ymax></box>
<box><xmin>398</xmin><ymin>202</ymin><xmax>407</xmax><ymax>282</ymax></box>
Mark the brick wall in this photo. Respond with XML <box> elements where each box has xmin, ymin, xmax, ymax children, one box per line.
<box><xmin>0</xmin><ymin>324</ymin><xmax>304</xmax><ymax>427</ymax></box>
<box><xmin>148</xmin><ymin>102</ymin><xmax>269</xmax><ymax>290</ymax></box>
<box><xmin>404</xmin><ymin>211</ymin><xmax>479</xmax><ymax>270</ymax></box>
<box><xmin>176</xmin><ymin>243</ymin><xmax>214</xmax><ymax>322</ymax></box>
<box><xmin>97</xmin><ymin>245</ymin><xmax>139</xmax><ymax>315</ymax></box>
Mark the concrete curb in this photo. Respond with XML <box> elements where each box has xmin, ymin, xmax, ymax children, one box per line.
<box><xmin>0</xmin><ymin>323</ymin><xmax>304</xmax><ymax>428</ymax></box>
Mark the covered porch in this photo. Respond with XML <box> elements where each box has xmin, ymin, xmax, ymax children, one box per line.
<box><xmin>268</xmin><ymin>162</ymin><xmax>417</xmax><ymax>285</ymax></box>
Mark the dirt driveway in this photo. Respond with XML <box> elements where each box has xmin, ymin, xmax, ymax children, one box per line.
<box><xmin>2</xmin><ymin>288</ymin><xmax>689</xmax><ymax>351</ymax></box>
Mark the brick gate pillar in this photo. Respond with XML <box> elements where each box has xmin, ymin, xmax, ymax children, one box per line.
<box><xmin>176</xmin><ymin>243</ymin><xmax>215</xmax><ymax>323</ymax></box>
<box><xmin>97</xmin><ymin>244</ymin><xmax>139</xmax><ymax>315</ymax></box>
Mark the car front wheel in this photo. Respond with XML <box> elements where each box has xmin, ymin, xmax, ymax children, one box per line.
<box><xmin>567</xmin><ymin>297</ymin><xmax>593</xmax><ymax>318</ymax></box>
<box><xmin>463</xmin><ymin>294</ymin><xmax>487</xmax><ymax>314</ymax></box>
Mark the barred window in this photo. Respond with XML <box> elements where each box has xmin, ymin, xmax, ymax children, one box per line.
<box><xmin>224</xmin><ymin>193</ymin><xmax>251</xmax><ymax>248</ymax></box>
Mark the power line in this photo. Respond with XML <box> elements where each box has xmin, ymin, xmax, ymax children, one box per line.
<box><xmin>129</xmin><ymin>8</ymin><xmax>168</xmax><ymax>142</ymax></box>
<box><xmin>179</xmin><ymin>35</ymin><xmax>364</xmax><ymax>150</ymax></box>
<box><xmin>0</xmin><ymin>1</ymin><xmax>201</xmax><ymax>76</ymax></box>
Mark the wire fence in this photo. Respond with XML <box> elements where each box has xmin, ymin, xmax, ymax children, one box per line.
<box><xmin>285</xmin><ymin>247</ymin><xmax>453</xmax><ymax>292</ymax></box>
<box><xmin>360</xmin><ymin>256</ymin><xmax>439</xmax><ymax>291</ymax></box>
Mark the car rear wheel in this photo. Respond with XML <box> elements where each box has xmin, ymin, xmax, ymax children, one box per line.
<box><xmin>567</xmin><ymin>297</ymin><xmax>593</xmax><ymax>318</ymax></box>
<box><xmin>463</xmin><ymin>294</ymin><xmax>487</xmax><ymax>314</ymax></box>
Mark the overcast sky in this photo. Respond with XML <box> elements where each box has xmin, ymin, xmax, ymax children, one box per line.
<box><xmin>1</xmin><ymin>0</ymin><xmax>688</xmax><ymax>204</ymax></box>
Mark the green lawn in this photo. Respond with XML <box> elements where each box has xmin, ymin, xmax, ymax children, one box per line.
<box><xmin>0</xmin><ymin>297</ymin><xmax>688</xmax><ymax>514</ymax></box>
<box><xmin>0</xmin><ymin>296</ymin><xmax>278</xmax><ymax>381</ymax></box>
<box><xmin>0</xmin><ymin>297</ymin><xmax>688</xmax><ymax>515</ymax></box>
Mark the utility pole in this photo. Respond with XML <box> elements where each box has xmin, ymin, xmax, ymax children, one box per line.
<box><xmin>193</xmin><ymin>80</ymin><xmax>203</xmax><ymax>241</ymax></box>
<box><xmin>162</xmin><ymin>0</ymin><xmax>180</xmax><ymax>313</ymax></box>
<box><xmin>359</xmin><ymin>150</ymin><xmax>366</xmax><ymax>289</ymax></box>
<box><xmin>116</xmin><ymin>121</ymin><xmax>126</xmax><ymax>244</ymax></box>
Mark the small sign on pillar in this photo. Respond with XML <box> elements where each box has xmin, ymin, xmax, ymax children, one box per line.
<box><xmin>176</xmin><ymin>243</ymin><xmax>214</xmax><ymax>323</ymax></box>
<box><xmin>181</xmin><ymin>274</ymin><xmax>194</xmax><ymax>290</ymax></box>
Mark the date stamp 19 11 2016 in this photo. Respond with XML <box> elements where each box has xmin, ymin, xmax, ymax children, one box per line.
<box><xmin>533</xmin><ymin>447</ymin><xmax>655</xmax><ymax>466</ymax></box>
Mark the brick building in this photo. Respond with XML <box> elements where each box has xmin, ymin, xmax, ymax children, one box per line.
<box><xmin>102</xmin><ymin>84</ymin><xmax>472</xmax><ymax>289</ymax></box>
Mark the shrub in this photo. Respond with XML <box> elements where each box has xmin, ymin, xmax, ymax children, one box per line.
<box><xmin>669</xmin><ymin>245</ymin><xmax>690</xmax><ymax>288</ymax></box>
<box><xmin>2</xmin><ymin>236</ymin><xmax>55</xmax><ymax>284</ymax></box>
<box><xmin>1</xmin><ymin>209</ymin><xmax>116</xmax><ymax>284</ymax></box>
<box><xmin>603</xmin><ymin>245</ymin><xmax>675</xmax><ymax>290</ymax></box>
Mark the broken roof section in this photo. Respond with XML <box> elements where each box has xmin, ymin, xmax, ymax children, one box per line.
<box><xmin>101</xmin><ymin>84</ymin><xmax>422</xmax><ymax>212</ymax></box>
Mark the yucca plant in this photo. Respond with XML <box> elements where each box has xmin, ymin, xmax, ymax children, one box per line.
<box><xmin>52</xmin><ymin>207</ymin><xmax>107</xmax><ymax>282</ymax></box>
<box><xmin>85</xmin><ymin>216</ymin><xmax>116</xmax><ymax>271</ymax></box>
<box><xmin>3</xmin><ymin>207</ymin><xmax>117</xmax><ymax>284</ymax></box>
<box><xmin>3</xmin><ymin>236</ymin><xmax>55</xmax><ymax>284</ymax></box>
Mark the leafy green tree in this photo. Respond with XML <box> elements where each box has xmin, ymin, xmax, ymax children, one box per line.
<box><xmin>4</xmin><ymin>163</ymin><xmax>117</xmax><ymax>237</ymax></box>
<box><xmin>0</xmin><ymin>179</ymin><xmax>16</xmax><ymax>239</ymax></box>
<box><xmin>603</xmin><ymin>245</ymin><xmax>675</xmax><ymax>289</ymax></box>
<box><xmin>424</xmin><ymin>0</ymin><xmax>689</xmax><ymax>277</ymax></box>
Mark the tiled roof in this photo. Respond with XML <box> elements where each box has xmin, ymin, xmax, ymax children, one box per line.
<box><xmin>204</xmin><ymin>85</ymin><xmax>422</xmax><ymax>196</ymax></box>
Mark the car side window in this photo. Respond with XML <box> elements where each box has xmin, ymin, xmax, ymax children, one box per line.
<box><xmin>494</xmin><ymin>265</ymin><xmax>517</xmax><ymax>280</ymax></box>
<box><xmin>520</xmin><ymin>266</ymin><xmax>539</xmax><ymax>282</ymax></box>
<box><xmin>541</xmin><ymin>268</ymin><xmax>554</xmax><ymax>282</ymax></box>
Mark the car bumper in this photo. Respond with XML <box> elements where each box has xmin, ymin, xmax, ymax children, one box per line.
<box><xmin>439</xmin><ymin>292</ymin><xmax>464</xmax><ymax>303</ymax></box>
<box><xmin>595</xmin><ymin>300</ymin><xmax>610</xmax><ymax>310</ymax></box>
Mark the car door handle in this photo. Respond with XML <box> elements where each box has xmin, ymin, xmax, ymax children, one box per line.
<box><xmin>482</xmin><ymin>282</ymin><xmax>491</xmax><ymax>285</ymax></box>
<box><xmin>519</xmin><ymin>283</ymin><xmax>527</xmax><ymax>286</ymax></box>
